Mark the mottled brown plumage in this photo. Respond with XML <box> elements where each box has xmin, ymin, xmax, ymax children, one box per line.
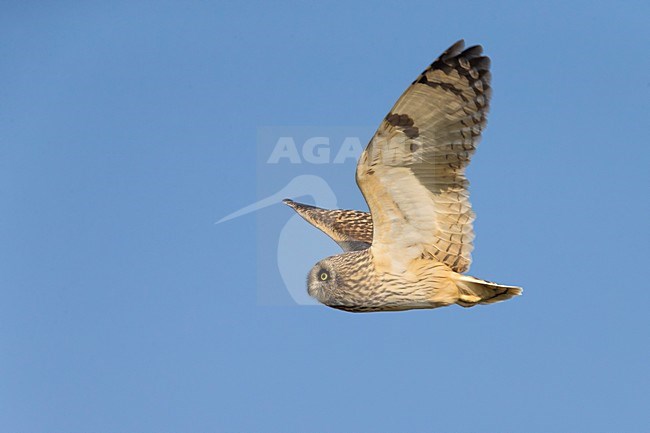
<box><xmin>283</xmin><ymin>199</ymin><xmax>372</xmax><ymax>251</ymax></box>
<box><xmin>288</xmin><ymin>40</ymin><xmax>522</xmax><ymax>312</ymax></box>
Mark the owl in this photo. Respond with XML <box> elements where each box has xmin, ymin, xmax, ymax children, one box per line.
<box><xmin>286</xmin><ymin>40</ymin><xmax>522</xmax><ymax>312</ymax></box>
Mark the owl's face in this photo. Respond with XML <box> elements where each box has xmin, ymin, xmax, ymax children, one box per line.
<box><xmin>307</xmin><ymin>259</ymin><xmax>339</xmax><ymax>305</ymax></box>
<box><xmin>306</xmin><ymin>250</ymin><xmax>373</xmax><ymax>311</ymax></box>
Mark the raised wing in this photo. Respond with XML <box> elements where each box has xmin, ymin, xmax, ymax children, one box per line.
<box><xmin>283</xmin><ymin>200</ymin><xmax>373</xmax><ymax>251</ymax></box>
<box><xmin>356</xmin><ymin>40</ymin><xmax>491</xmax><ymax>273</ymax></box>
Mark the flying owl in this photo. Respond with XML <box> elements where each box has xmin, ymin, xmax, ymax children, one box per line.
<box><xmin>286</xmin><ymin>40</ymin><xmax>522</xmax><ymax>312</ymax></box>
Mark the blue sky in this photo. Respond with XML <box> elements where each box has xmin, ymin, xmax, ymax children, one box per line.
<box><xmin>1</xmin><ymin>1</ymin><xmax>649</xmax><ymax>432</ymax></box>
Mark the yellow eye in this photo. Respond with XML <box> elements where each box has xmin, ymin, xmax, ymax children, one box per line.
<box><xmin>320</xmin><ymin>272</ymin><xmax>329</xmax><ymax>281</ymax></box>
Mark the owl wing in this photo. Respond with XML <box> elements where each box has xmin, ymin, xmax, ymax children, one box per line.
<box><xmin>283</xmin><ymin>199</ymin><xmax>373</xmax><ymax>251</ymax></box>
<box><xmin>356</xmin><ymin>40</ymin><xmax>491</xmax><ymax>273</ymax></box>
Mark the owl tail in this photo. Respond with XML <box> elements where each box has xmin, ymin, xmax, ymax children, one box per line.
<box><xmin>454</xmin><ymin>274</ymin><xmax>522</xmax><ymax>307</ymax></box>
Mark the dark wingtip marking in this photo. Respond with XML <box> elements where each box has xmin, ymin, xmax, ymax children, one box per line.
<box><xmin>442</xmin><ymin>40</ymin><xmax>465</xmax><ymax>60</ymax></box>
<box><xmin>460</xmin><ymin>45</ymin><xmax>483</xmax><ymax>59</ymax></box>
<box><xmin>470</xmin><ymin>56</ymin><xmax>491</xmax><ymax>71</ymax></box>
<box><xmin>414</xmin><ymin>40</ymin><xmax>492</xmax><ymax>105</ymax></box>
<box><xmin>417</xmin><ymin>74</ymin><xmax>467</xmax><ymax>101</ymax></box>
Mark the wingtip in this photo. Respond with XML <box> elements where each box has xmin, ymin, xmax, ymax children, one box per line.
<box><xmin>282</xmin><ymin>199</ymin><xmax>320</xmax><ymax>213</ymax></box>
<box><xmin>460</xmin><ymin>44</ymin><xmax>484</xmax><ymax>58</ymax></box>
<box><xmin>445</xmin><ymin>39</ymin><xmax>466</xmax><ymax>57</ymax></box>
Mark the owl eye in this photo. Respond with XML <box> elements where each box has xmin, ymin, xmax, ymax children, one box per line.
<box><xmin>319</xmin><ymin>271</ymin><xmax>329</xmax><ymax>281</ymax></box>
